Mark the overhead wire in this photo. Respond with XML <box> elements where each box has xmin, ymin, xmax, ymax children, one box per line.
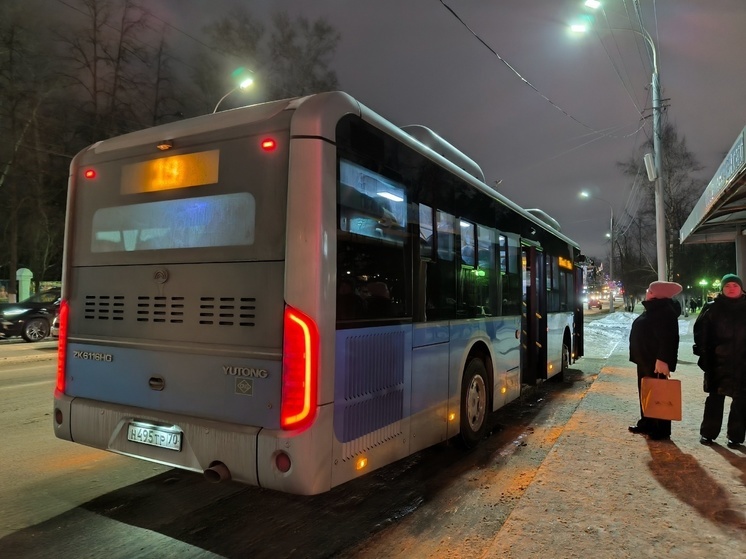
<box><xmin>438</xmin><ymin>0</ymin><xmax>643</xmax><ymax>141</ymax></box>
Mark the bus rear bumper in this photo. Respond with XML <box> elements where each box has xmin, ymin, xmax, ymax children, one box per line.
<box><xmin>53</xmin><ymin>393</ymin><xmax>261</xmax><ymax>486</ymax></box>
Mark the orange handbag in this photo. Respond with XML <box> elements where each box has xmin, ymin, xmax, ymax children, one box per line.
<box><xmin>641</xmin><ymin>377</ymin><xmax>682</xmax><ymax>421</ymax></box>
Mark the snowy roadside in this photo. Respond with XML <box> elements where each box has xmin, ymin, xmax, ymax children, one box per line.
<box><xmin>584</xmin><ymin>310</ymin><xmax>691</xmax><ymax>359</ymax></box>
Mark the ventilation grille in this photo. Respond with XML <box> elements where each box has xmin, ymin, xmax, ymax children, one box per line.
<box><xmin>137</xmin><ymin>296</ymin><xmax>185</xmax><ymax>323</ymax></box>
<box><xmin>84</xmin><ymin>295</ymin><xmax>125</xmax><ymax>321</ymax></box>
<box><xmin>337</xmin><ymin>331</ymin><xmax>406</xmax><ymax>460</ymax></box>
<box><xmin>80</xmin><ymin>295</ymin><xmax>256</xmax><ymax>328</ymax></box>
<box><xmin>198</xmin><ymin>297</ymin><xmax>256</xmax><ymax>326</ymax></box>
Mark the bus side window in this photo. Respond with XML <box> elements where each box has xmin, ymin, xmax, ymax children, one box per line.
<box><xmin>419</xmin><ymin>204</ymin><xmax>434</xmax><ymax>259</ymax></box>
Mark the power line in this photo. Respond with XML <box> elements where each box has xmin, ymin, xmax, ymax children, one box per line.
<box><xmin>438</xmin><ymin>0</ymin><xmax>642</xmax><ymax>141</ymax></box>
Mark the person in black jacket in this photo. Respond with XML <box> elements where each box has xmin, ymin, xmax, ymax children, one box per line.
<box><xmin>693</xmin><ymin>273</ymin><xmax>746</xmax><ymax>448</ymax></box>
<box><xmin>628</xmin><ymin>281</ymin><xmax>682</xmax><ymax>440</ymax></box>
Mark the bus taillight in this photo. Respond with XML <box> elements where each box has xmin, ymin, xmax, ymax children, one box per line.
<box><xmin>280</xmin><ymin>306</ymin><xmax>319</xmax><ymax>431</ymax></box>
<box><xmin>56</xmin><ymin>299</ymin><xmax>69</xmax><ymax>393</ymax></box>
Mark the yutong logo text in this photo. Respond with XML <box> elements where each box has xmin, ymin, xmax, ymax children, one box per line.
<box><xmin>223</xmin><ymin>366</ymin><xmax>268</xmax><ymax>378</ymax></box>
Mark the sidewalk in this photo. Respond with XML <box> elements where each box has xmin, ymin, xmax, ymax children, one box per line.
<box><xmin>484</xmin><ymin>313</ymin><xmax>746</xmax><ymax>558</ymax></box>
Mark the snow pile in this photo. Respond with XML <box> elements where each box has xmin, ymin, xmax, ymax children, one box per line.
<box><xmin>584</xmin><ymin>310</ymin><xmax>691</xmax><ymax>359</ymax></box>
<box><xmin>584</xmin><ymin>311</ymin><xmax>637</xmax><ymax>359</ymax></box>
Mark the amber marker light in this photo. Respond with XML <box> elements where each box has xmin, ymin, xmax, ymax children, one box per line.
<box><xmin>356</xmin><ymin>457</ymin><xmax>368</xmax><ymax>471</ymax></box>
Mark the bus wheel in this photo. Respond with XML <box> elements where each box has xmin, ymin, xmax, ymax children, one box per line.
<box><xmin>458</xmin><ymin>358</ymin><xmax>489</xmax><ymax>448</ymax></box>
<box><xmin>556</xmin><ymin>342</ymin><xmax>571</xmax><ymax>381</ymax></box>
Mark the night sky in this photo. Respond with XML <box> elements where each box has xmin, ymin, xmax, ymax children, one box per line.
<box><xmin>156</xmin><ymin>1</ymin><xmax>746</xmax><ymax>258</ymax></box>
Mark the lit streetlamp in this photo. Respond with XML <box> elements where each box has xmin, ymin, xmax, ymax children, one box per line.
<box><xmin>571</xmin><ymin>1</ymin><xmax>666</xmax><ymax>281</ymax></box>
<box><xmin>581</xmin><ymin>191</ymin><xmax>614</xmax><ymax>313</ymax></box>
<box><xmin>698</xmin><ymin>279</ymin><xmax>708</xmax><ymax>302</ymax></box>
<box><xmin>213</xmin><ymin>69</ymin><xmax>255</xmax><ymax>114</ymax></box>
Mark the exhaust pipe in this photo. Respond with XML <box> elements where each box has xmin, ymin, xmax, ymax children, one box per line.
<box><xmin>204</xmin><ymin>461</ymin><xmax>231</xmax><ymax>483</ymax></box>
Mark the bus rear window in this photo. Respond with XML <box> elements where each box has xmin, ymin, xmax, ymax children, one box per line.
<box><xmin>91</xmin><ymin>192</ymin><xmax>255</xmax><ymax>252</ymax></box>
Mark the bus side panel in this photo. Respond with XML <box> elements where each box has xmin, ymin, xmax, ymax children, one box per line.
<box><xmin>410</xmin><ymin>322</ymin><xmax>450</xmax><ymax>454</ymax></box>
<box><xmin>490</xmin><ymin>316</ymin><xmax>522</xmax><ymax>408</ymax></box>
<box><xmin>545</xmin><ymin>312</ymin><xmax>573</xmax><ymax>380</ymax></box>
<box><xmin>330</xmin><ymin>325</ymin><xmax>413</xmax><ymax>488</ymax></box>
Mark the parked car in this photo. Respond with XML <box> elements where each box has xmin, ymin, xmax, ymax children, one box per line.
<box><xmin>0</xmin><ymin>288</ymin><xmax>61</xmax><ymax>342</ymax></box>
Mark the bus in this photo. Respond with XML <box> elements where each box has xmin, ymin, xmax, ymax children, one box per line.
<box><xmin>53</xmin><ymin>91</ymin><xmax>584</xmax><ymax>495</ymax></box>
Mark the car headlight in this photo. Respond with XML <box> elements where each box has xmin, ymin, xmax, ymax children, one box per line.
<box><xmin>1</xmin><ymin>307</ymin><xmax>26</xmax><ymax>318</ymax></box>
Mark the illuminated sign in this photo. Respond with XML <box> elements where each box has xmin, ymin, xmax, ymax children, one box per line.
<box><xmin>559</xmin><ymin>256</ymin><xmax>573</xmax><ymax>270</ymax></box>
<box><xmin>121</xmin><ymin>150</ymin><xmax>220</xmax><ymax>194</ymax></box>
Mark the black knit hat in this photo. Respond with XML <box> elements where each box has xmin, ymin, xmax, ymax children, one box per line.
<box><xmin>721</xmin><ymin>273</ymin><xmax>743</xmax><ymax>290</ymax></box>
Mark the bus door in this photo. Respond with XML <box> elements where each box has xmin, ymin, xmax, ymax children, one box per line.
<box><xmin>573</xmin><ymin>264</ymin><xmax>585</xmax><ymax>360</ymax></box>
<box><xmin>520</xmin><ymin>243</ymin><xmax>547</xmax><ymax>385</ymax></box>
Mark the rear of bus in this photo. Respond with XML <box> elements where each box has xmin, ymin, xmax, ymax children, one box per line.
<box><xmin>53</xmin><ymin>98</ymin><xmax>333</xmax><ymax>494</ymax></box>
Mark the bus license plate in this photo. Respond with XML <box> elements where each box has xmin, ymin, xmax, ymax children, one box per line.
<box><xmin>127</xmin><ymin>423</ymin><xmax>182</xmax><ymax>451</ymax></box>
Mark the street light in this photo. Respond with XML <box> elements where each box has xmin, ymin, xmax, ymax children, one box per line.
<box><xmin>581</xmin><ymin>191</ymin><xmax>615</xmax><ymax>313</ymax></box>
<box><xmin>571</xmin><ymin>1</ymin><xmax>667</xmax><ymax>281</ymax></box>
<box><xmin>698</xmin><ymin>279</ymin><xmax>708</xmax><ymax>302</ymax></box>
<box><xmin>213</xmin><ymin>69</ymin><xmax>255</xmax><ymax>114</ymax></box>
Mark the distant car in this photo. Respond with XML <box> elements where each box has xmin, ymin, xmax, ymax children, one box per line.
<box><xmin>0</xmin><ymin>288</ymin><xmax>61</xmax><ymax>342</ymax></box>
<box><xmin>51</xmin><ymin>314</ymin><xmax>60</xmax><ymax>338</ymax></box>
<box><xmin>587</xmin><ymin>296</ymin><xmax>603</xmax><ymax>310</ymax></box>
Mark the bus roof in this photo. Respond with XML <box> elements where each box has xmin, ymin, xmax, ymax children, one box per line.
<box><xmin>79</xmin><ymin>91</ymin><xmax>580</xmax><ymax>252</ymax></box>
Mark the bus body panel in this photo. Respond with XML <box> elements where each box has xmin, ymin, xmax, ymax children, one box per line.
<box><xmin>256</xmin><ymin>404</ymin><xmax>335</xmax><ymax>495</ymax></box>
<box><xmin>64</xmin><ymin>261</ymin><xmax>285</xmax><ymax>427</ymax></box>
<box><xmin>65</xmin><ymin>342</ymin><xmax>281</xmax><ymax>426</ymax></box>
<box><xmin>59</xmin><ymin>394</ymin><xmax>261</xmax><ymax>486</ymax></box>
<box><xmin>546</xmin><ymin>312</ymin><xmax>574</xmax><ymax>379</ymax></box>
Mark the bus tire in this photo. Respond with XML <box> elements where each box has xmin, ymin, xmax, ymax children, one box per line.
<box><xmin>557</xmin><ymin>341</ymin><xmax>571</xmax><ymax>381</ymax></box>
<box><xmin>458</xmin><ymin>357</ymin><xmax>490</xmax><ymax>448</ymax></box>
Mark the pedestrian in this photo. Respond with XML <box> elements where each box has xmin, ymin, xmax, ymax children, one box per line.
<box><xmin>628</xmin><ymin>280</ymin><xmax>682</xmax><ymax>440</ymax></box>
<box><xmin>693</xmin><ymin>273</ymin><xmax>746</xmax><ymax>448</ymax></box>
<box><xmin>689</xmin><ymin>297</ymin><xmax>697</xmax><ymax>315</ymax></box>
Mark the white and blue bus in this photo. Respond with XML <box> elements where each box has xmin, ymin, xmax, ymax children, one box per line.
<box><xmin>53</xmin><ymin>91</ymin><xmax>584</xmax><ymax>495</ymax></box>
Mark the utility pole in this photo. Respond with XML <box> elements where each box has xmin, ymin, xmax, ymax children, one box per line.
<box><xmin>652</xmin><ymin>69</ymin><xmax>666</xmax><ymax>281</ymax></box>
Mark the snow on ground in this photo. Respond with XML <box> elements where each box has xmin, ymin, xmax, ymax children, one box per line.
<box><xmin>584</xmin><ymin>309</ymin><xmax>692</xmax><ymax>359</ymax></box>
<box><xmin>584</xmin><ymin>311</ymin><xmax>637</xmax><ymax>359</ymax></box>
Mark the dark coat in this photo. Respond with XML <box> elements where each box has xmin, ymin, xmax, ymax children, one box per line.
<box><xmin>693</xmin><ymin>293</ymin><xmax>746</xmax><ymax>396</ymax></box>
<box><xmin>629</xmin><ymin>298</ymin><xmax>680</xmax><ymax>373</ymax></box>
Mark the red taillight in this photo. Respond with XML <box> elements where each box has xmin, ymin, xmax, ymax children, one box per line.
<box><xmin>56</xmin><ymin>299</ymin><xmax>69</xmax><ymax>393</ymax></box>
<box><xmin>83</xmin><ymin>168</ymin><xmax>96</xmax><ymax>179</ymax></box>
<box><xmin>280</xmin><ymin>306</ymin><xmax>318</xmax><ymax>431</ymax></box>
<box><xmin>260</xmin><ymin>138</ymin><xmax>277</xmax><ymax>152</ymax></box>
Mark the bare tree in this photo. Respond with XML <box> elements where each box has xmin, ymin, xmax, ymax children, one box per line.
<box><xmin>617</xmin><ymin>122</ymin><xmax>710</xmax><ymax>288</ymax></box>
<box><xmin>195</xmin><ymin>7</ymin><xmax>340</xmax><ymax>111</ymax></box>
<box><xmin>0</xmin><ymin>1</ymin><xmax>58</xmax><ymax>298</ymax></box>
<box><xmin>55</xmin><ymin>0</ymin><xmax>155</xmax><ymax>144</ymax></box>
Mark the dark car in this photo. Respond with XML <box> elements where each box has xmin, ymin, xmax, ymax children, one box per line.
<box><xmin>0</xmin><ymin>288</ymin><xmax>61</xmax><ymax>342</ymax></box>
<box><xmin>586</xmin><ymin>295</ymin><xmax>603</xmax><ymax>310</ymax></box>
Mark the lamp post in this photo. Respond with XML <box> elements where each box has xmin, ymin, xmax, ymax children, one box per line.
<box><xmin>212</xmin><ymin>73</ymin><xmax>255</xmax><ymax>114</ymax></box>
<box><xmin>698</xmin><ymin>279</ymin><xmax>707</xmax><ymax>302</ymax></box>
<box><xmin>581</xmin><ymin>191</ymin><xmax>614</xmax><ymax>313</ymax></box>
<box><xmin>572</xmin><ymin>1</ymin><xmax>666</xmax><ymax>281</ymax></box>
